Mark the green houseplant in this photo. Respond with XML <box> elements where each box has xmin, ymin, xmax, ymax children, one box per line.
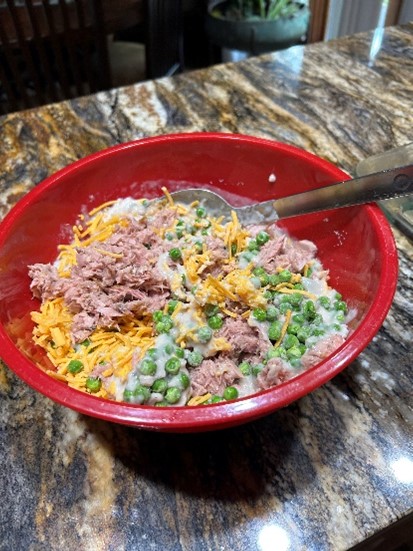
<box><xmin>206</xmin><ymin>0</ymin><xmax>310</xmax><ymax>54</ymax></box>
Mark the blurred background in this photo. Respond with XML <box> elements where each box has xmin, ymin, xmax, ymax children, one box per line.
<box><xmin>0</xmin><ymin>0</ymin><xmax>412</xmax><ymax>115</ymax></box>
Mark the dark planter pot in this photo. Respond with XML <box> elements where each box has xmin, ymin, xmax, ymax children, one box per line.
<box><xmin>206</xmin><ymin>0</ymin><xmax>310</xmax><ymax>54</ymax></box>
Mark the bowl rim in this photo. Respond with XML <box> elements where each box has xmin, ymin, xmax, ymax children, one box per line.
<box><xmin>0</xmin><ymin>132</ymin><xmax>399</xmax><ymax>431</ymax></box>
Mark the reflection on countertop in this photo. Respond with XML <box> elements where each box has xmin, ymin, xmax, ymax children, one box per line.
<box><xmin>0</xmin><ymin>21</ymin><xmax>412</xmax><ymax>551</ymax></box>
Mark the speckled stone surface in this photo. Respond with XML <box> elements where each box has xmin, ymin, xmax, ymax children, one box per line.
<box><xmin>1</xmin><ymin>23</ymin><xmax>412</xmax><ymax>551</ymax></box>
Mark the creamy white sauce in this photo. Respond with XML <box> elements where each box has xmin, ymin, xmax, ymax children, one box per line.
<box><xmin>102</xmin><ymin>197</ymin><xmax>147</xmax><ymax>219</ymax></box>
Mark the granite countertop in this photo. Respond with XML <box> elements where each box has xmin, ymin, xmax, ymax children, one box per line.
<box><xmin>1</xmin><ymin>23</ymin><xmax>412</xmax><ymax>551</ymax></box>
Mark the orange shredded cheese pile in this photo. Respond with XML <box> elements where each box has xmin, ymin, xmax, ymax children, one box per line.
<box><xmin>31</xmin><ymin>296</ymin><xmax>154</xmax><ymax>398</ymax></box>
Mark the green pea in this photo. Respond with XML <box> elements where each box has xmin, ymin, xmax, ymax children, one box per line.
<box><xmin>312</xmin><ymin>328</ymin><xmax>325</xmax><ymax>337</ymax></box>
<box><xmin>268</xmin><ymin>274</ymin><xmax>280</xmax><ymax>286</ymax></box>
<box><xmin>195</xmin><ymin>241</ymin><xmax>204</xmax><ymax>253</ymax></box>
<box><xmin>252</xmin><ymin>308</ymin><xmax>267</xmax><ymax>322</ymax></box>
<box><xmin>304</xmin><ymin>300</ymin><xmax>316</xmax><ymax>320</ymax></box>
<box><xmin>313</xmin><ymin>314</ymin><xmax>323</xmax><ymax>325</ymax></box>
<box><xmin>155</xmin><ymin>321</ymin><xmax>167</xmax><ymax>334</ymax></box>
<box><xmin>242</xmin><ymin>251</ymin><xmax>255</xmax><ymax>262</ymax></box>
<box><xmin>165</xmin><ymin>387</ymin><xmax>181</xmax><ymax>404</ymax></box>
<box><xmin>292</xmin><ymin>313</ymin><xmax>305</xmax><ymax>324</ymax></box>
<box><xmin>67</xmin><ymin>359</ymin><xmax>83</xmax><ymax>374</ymax></box>
<box><xmin>156</xmin><ymin>315</ymin><xmax>173</xmax><ymax>334</ymax></box>
<box><xmin>290</xmin><ymin>358</ymin><xmax>302</xmax><ymax>368</ymax></box>
<box><xmin>140</xmin><ymin>359</ymin><xmax>157</xmax><ymax>376</ymax></box>
<box><xmin>278</xmin><ymin>269</ymin><xmax>292</xmax><ymax>282</ymax></box>
<box><xmin>239</xmin><ymin>361</ymin><xmax>251</xmax><ymax>376</ymax></box>
<box><xmin>169</xmin><ymin>248</ymin><xmax>182</xmax><ymax>261</ymax></box>
<box><xmin>297</xmin><ymin>327</ymin><xmax>311</xmax><ymax>343</ymax></box>
<box><xmin>152</xmin><ymin>310</ymin><xmax>163</xmax><ymax>322</ymax></box>
<box><xmin>135</xmin><ymin>385</ymin><xmax>151</xmax><ymax>401</ymax></box>
<box><xmin>268</xmin><ymin>321</ymin><xmax>282</xmax><ymax>341</ymax></box>
<box><xmin>283</xmin><ymin>334</ymin><xmax>300</xmax><ymax>350</ymax></box>
<box><xmin>86</xmin><ymin>377</ymin><xmax>101</xmax><ymax>393</ymax></box>
<box><xmin>256</xmin><ymin>231</ymin><xmax>270</xmax><ymax>246</ymax></box>
<box><xmin>287</xmin><ymin>346</ymin><xmax>303</xmax><ymax>359</ymax></box>
<box><xmin>187</xmin><ymin>350</ymin><xmax>203</xmax><ymax>367</ymax></box>
<box><xmin>279</xmin><ymin>302</ymin><xmax>293</xmax><ymax>314</ymax></box>
<box><xmin>251</xmin><ymin>363</ymin><xmax>265</xmax><ymax>376</ymax></box>
<box><xmin>123</xmin><ymin>389</ymin><xmax>135</xmax><ymax>401</ymax></box>
<box><xmin>176</xmin><ymin>228</ymin><xmax>184</xmax><ymax>239</ymax></box>
<box><xmin>248</xmin><ymin>239</ymin><xmax>259</xmax><ymax>252</ymax></box>
<box><xmin>204</xmin><ymin>303</ymin><xmax>219</xmax><ymax>318</ymax></box>
<box><xmin>223</xmin><ymin>386</ymin><xmax>239</xmax><ymax>400</ymax></box>
<box><xmin>198</xmin><ymin>326</ymin><xmax>213</xmax><ymax>343</ymax></box>
<box><xmin>318</xmin><ymin>296</ymin><xmax>331</xmax><ymax>309</ymax></box>
<box><xmin>123</xmin><ymin>385</ymin><xmax>150</xmax><ymax>403</ymax></box>
<box><xmin>165</xmin><ymin>343</ymin><xmax>175</xmax><ymax>355</ymax></box>
<box><xmin>289</xmin><ymin>293</ymin><xmax>303</xmax><ymax>306</ymax></box>
<box><xmin>167</xmin><ymin>299</ymin><xmax>178</xmax><ymax>315</ymax></box>
<box><xmin>209</xmin><ymin>395</ymin><xmax>224</xmax><ymax>403</ymax></box>
<box><xmin>266</xmin><ymin>305</ymin><xmax>279</xmax><ymax>321</ymax></box>
<box><xmin>165</xmin><ymin>357</ymin><xmax>181</xmax><ymax>375</ymax></box>
<box><xmin>196</xmin><ymin>206</ymin><xmax>207</xmax><ymax>218</ymax></box>
<box><xmin>335</xmin><ymin>292</ymin><xmax>343</xmax><ymax>300</ymax></box>
<box><xmin>175</xmin><ymin>347</ymin><xmax>185</xmax><ymax>359</ymax></box>
<box><xmin>165</xmin><ymin>231</ymin><xmax>174</xmax><ymax>241</ymax></box>
<box><xmin>179</xmin><ymin>372</ymin><xmax>190</xmax><ymax>390</ymax></box>
<box><xmin>336</xmin><ymin>312</ymin><xmax>346</xmax><ymax>322</ymax></box>
<box><xmin>208</xmin><ymin>315</ymin><xmax>223</xmax><ymax>330</ymax></box>
<box><xmin>263</xmin><ymin>290</ymin><xmax>274</xmax><ymax>300</ymax></box>
<box><xmin>275</xmin><ymin>346</ymin><xmax>288</xmax><ymax>360</ymax></box>
<box><xmin>155</xmin><ymin>400</ymin><xmax>169</xmax><ymax>407</ymax></box>
<box><xmin>267</xmin><ymin>347</ymin><xmax>280</xmax><ymax>359</ymax></box>
<box><xmin>152</xmin><ymin>378</ymin><xmax>168</xmax><ymax>394</ymax></box>
<box><xmin>287</xmin><ymin>323</ymin><xmax>301</xmax><ymax>335</ymax></box>
<box><xmin>252</xmin><ymin>267</ymin><xmax>269</xmax><ymax>286</ymax></box>
<box><xmin>147</xmin><ymin>348</ymin><xmax>158</xmax><ymax>359</ymax></box>
<box><xmin>334</xmin><ymin>300</ymin><xmax>347</xmax><ymax>312</ymax></box>
<box><xmin>294</xmin><ymin>283</ymin><xmax>304</xmax><ymax>290</ymax></box>
<box><xmin>81</xmin><ymin>339</ymin><xmax>91</xmax><ymax>347</ymax></box>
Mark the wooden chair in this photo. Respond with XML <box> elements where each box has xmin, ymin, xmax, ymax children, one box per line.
<box><xmin>0</xmin><ymin>0</ymin><xmax>117</xmax><ymax>114</ymax></box>
<box><xmin>145</xmin><ymin>0</ymin><xmax>184</xmax><ymax>79</ymax></box>
<box><xmin>0</xmin><ymin>0</ymin><xmax>184</xmax><ymax>115</ymax></box>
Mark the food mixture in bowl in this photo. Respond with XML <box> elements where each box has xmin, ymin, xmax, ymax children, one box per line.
<box><xmin>28</xmin><ymin>188</ymin><xmax>351</xmax><ymax>407</ymax></box>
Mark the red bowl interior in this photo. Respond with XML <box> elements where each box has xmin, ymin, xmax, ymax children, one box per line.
<box><xmin>0</xmin><ymin>133</ymin><xmax>398</xmax><ymax>431</ymax></box>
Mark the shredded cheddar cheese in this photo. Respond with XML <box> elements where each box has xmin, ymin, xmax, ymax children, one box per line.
<box><xmin>187</xmin><ymin>393</ymin><xmax>212</xmax><ymax>406</ymax></box>
<box><xmin>274</xmin><ymin>309</ymin><xmax>292</xmax><ymax>349</ymax></box>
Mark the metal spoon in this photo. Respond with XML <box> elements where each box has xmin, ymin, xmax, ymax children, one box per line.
<box><xmin>167</xmin><ymin>163</ymin><xmax>413</xmax><ymax>225</ymax></box>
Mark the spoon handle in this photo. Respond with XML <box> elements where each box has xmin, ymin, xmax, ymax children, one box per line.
<box><xmin>273</xmin><ymin>164</ymin><xmax>413</xmax><ymax>219</ymax></box>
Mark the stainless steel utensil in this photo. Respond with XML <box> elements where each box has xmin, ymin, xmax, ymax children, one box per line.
<box><xmin>167</xmin><ymin>163</ymin><xmax>413</xmax><ymax>224</ymax></box>
<box><xmin>357</xmin><ymin>144</ymin><xmax>413</xmax><ymax>239</ymax></box>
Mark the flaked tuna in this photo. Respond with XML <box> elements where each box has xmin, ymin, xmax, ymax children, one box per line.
<box><xmin>190</xmin><ymin>355</ymin><xmax>242</xmax><ymax>396</ymax></box>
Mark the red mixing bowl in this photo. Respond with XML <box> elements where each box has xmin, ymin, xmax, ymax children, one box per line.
<box><xmin>0</xmin><ymin>133</ymin><xmax>398</xmax><ymax>431</ymax></box>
